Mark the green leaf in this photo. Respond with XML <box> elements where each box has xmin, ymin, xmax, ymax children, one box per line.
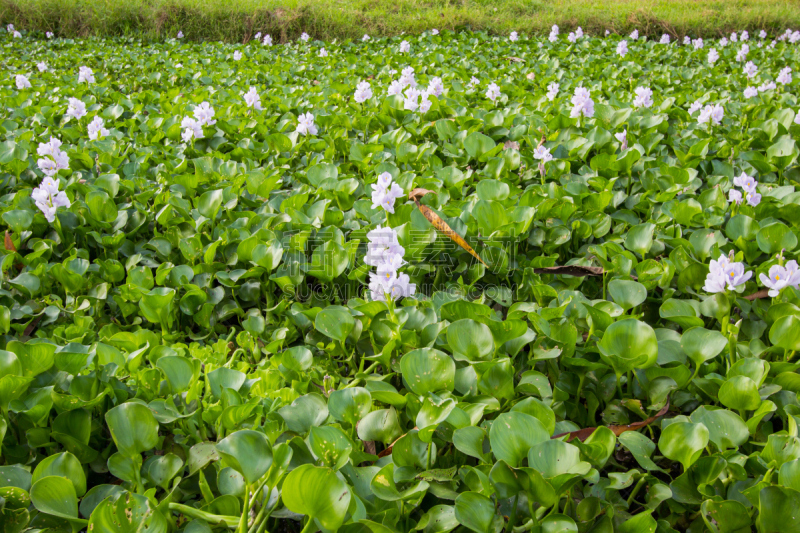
<box><xmin>216</xmin><ymin>430</ymin><xmax>273</xmax><ymax>484</ymax></box>
<box><xmin>489</xmin><ymin>412</ymin><xmax>549</xmax><ymax>467</ymax></box>
<box><xmin>105</xmin><ymin>403</ymin><xmax>159</xmax><ymax>458</ymax></box>
<box><xmin>400</xmin><ymin>348</ymin><xmax>455</xmax><ymax>395</ymax></box>
<box><xmin>315</xmin><ymin>306</ymin><xmax>355</xmax><ymax>343</ymax></box>
<box><xmin>658</xmin><ymin>421</ymin><xmax>709</xmax><ymax>471</ymax></box>
<box><xmin>282</xmin><ymin>464</ymin><xmax>351</xmax><ymax>530</ymax></box>
<box><xmin>454</xmin><ymin>491</ymin><xmax>496</xmax><ymax>533</ymax></box>
<box><xmin>30</xmin><ymin>476</ymin><xmax>85</xmax><ymax>523</ymax></box>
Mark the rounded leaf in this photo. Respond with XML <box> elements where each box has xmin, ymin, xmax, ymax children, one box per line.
<box><xmin>282</xmin><ymin>464</ymin><xmax>351</xmax><ymax>530</ymax></box>
<box><xmin>105</xmin><ymin>403</ymin><xmax>159</xmax><ymax>458</ymax></box>
<box><xmin>216</xmin><ymin>430</ymin><xmax>273</xmax><ymax>484</ymax></box>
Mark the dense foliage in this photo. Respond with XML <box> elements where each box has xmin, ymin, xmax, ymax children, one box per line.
<box><xmin>2</xmin><ymin>25</ymin><xmax>800</xmax><ymax>533</ymax></box>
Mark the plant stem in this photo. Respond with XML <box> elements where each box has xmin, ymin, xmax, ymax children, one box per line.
<box><xmin>627</xmin><ymin>476</ymin><xmax>646</xmax><ymax>506</ymax></box>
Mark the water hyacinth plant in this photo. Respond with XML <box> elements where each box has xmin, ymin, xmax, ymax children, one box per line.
<box><xmin>1</xmin><ymin>23</ymin><xmax>800</xmax><ymax>533</ymax></box>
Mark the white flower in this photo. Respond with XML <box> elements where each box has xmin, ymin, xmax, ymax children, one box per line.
<box><xmin>233</xmin><ymin>51</ymin><xmax>242</xmax><ymax>61</ymax></box>
<box><xmin>354</xmin><ymin>81</ymin><xmax>373</xmax><ymax>103</ymax></box>
<box><xmin>243</xmin><ymin>87</ymin><xmax>262</xmax><ymax>110</ymax></box>
<box><xmin>736</xmin><ymin>44</ymin><xmax>749</xmax><ymax>61</ymax></box>
<box><xmin>741</xmin><ymin>30</ymin><xmax>749</xmax><ymax>41</ymax></box>
<box><xmin>605</xmin><ymin>30</ymin><xmax>610</xmax><ymax>36</ymax></box>
<box><xmin>31</xmin><ymin>177</ymin><xmax>70</xmax><ymax>222</ymax></box>
<box><xmin>15</xmin><ymin>74</ymin><xmax>31</xmax><ymax>90</ymax></box>
<box><xmin>630</xmin><ymin>29</ymin><xmax>639</xmax><ymax>40</ymax></box>
<box><xmin>795</xmin><ymin>111</ymin><xmax>800</xmax><ymax>125</ymax></box>
<box><xmin>403</xmin><ymin>87</ymin><xmax>421</xmax><ymax>111</ymax></box>
<box><xmin>87</xmin><ymin>116</ymin><xmax>109</xmax><ymax>140</ymax></box>
<box><xmin>549</xmin><ymin>31</ymin><xmax>558</xmax><ymax>42</ymax></box>
<box><xmin>546</xmin><ymin>82</ymin><xmax>559</xmax><ymax>101</ymax></box>
<box><xmin>263</xmin><ymin>34</ymin><xmax>273</xmax><ymax>46</ymax></box>
<box><xmin>692</xmin><ymin>38</ymin><xmax>704</xmax><ymax>49</ymax></box>
<box><xmin>570</xmin><ymin>87</ymin><xmax>594</xmax><ymax>118</ymax></box>
<box><xmin>318</xmin><ymin>48</ymin><xmax>328</xmax><ymax>58</ymax></box>
<box><xmin>633</xmin><ymin>86</ymin><xmax>653</xmax><ymax>108</ymax></box>
<box><xmin>758</xmin><ymin>81</ymin><xmax>777</xmax><ymax>92</ymax></box>
<box><xmin>615</xmin><ymin>129</ymin><xmax>628</xmax><ymax>150</ymax></box>
<box><xmin>533</xmin><ymin>145</ymin><xmax>553</xmax><ymax>162</ymax></box>
<box><xmin>575</xmin><ymin>27</ymin><xmax>583</xmax><ymax>38</ymax></box>
<box><xmin>469</xmin><ymin>76</ymin><xmax>479</xmax><ymax>87</ymax></box>
<box><xmin>698</xmin><ymin>104</ymin><xmax>723</xmax><ymax>125</ymax></box>
<box><xmin>617</xmin><ymin>40</ymin><xmax>628</xmax><ymax>57</ymax></box>
<box><xmin>427</xmin><ymin>77</ymin><xmax>444</xmax><ymax>97</ymax></box>
<box><xmin>177</xmin><ymin>31</ymin><xmax>184</xmax><ymax>38</ymax></box>
<box><xmin>746</xmin><ymin>191</ymin><xmax>761</xmax><ymax>207</ymax></box>
<box><xmin>777</xmin><ymin>67</ymin><xmax>792</xmax><ymax>85</ymax></box>
<box><xmin>295</xmin><ymin>112</ymin><xmax>318</xmax><ymax>136</ymax></box>
<box><xmin>688</xmin><ymin>100</ymin><xmax>703</xmax><ymax>114</ymax></box>
<box><xmin>362</xmin><ymin>34</ymin><xmax>370</xmax><ymax>42</ymax></box>
<box><xmin>399</xmin><ymin>66</ymin><xmax>416</xmax><ymax>88</ymax></box>
<box><xmin>371</xmin><ymin>174</ymin><xmax>404</xmax><ymax>213</ymax></box>
<box><xmin>37</xmin><ymin>61</ymin><xmax>47</xmax><ymax>72</ymax></box>
<box><xmin>743</xmin><ymin>61</ymin><xmax>758</xmax><ymax>78</ymax></box>
<box><xmin>510</xmin><ymin>31</ymin><xmax>518</xmax><ymax>42</ymax></box>
<box><xmin>36</xmin><ymin>137</ymin><xmax>70</xmax><ymax>177</ymax></box>
<box><xmin>12</xmin><ymin>31</ymin><xmax>21</xmax><ymax>39</ymax></box>
<box><xmin>551</xmin><ymin>25</ymin><xmax>559</xmax><ymax>35</ymax></box>
<box><xmin>181</xmin><ymin>117</ymin><xmax>203</xmax><ymax>141</ymax></box>
<box><xmin>485</xmin><ymin>82</ymin><xmax>501</xmax><ymax>102</ymax></box>
<box><xmin>743</xmin><ymin>86</ymin><xmax>758</xmax><ymax>98</ymax></box>
<box><xmin>300</xmin><ymin>32</ymin><xmax>310</xmax><ymax>42</ymax></box>
<box><xmin>704</xmin><ymin>255</ymin><xmax>752</xmax><ymax>293</ymax></box>
<box><xmin>67</xmin><ymin>97</ymin><xmax>87</xmax><ymax>120</ymax></box>
<box><xmin>254</xmin><ymin>32</ymin><xmax>262</xmax><ymax>41</ymax></box>
<box><xmin>568</xmin><ymin>32</ymin><xmax>577</xmax><ymax>43</ymax></box>
<box><xmin>193</xmin><ymin>102</ymin><xmax>216</xmax><ymax>126</ymax></box>
<box><xmin>683</xmin><ymin>36</ymin><xmax>691</xmax><ymax>45</ymax></box>
<box><xmin>6</xmin><ymin>24</ymin><xmax>14</xmax><ymax>32</ymax></box>
<box><xmin>400</xmin><ymin>40</ymin><xmax>410</xmax><ymax>53</ymax></box>
<box><xmin>46</xmin><ymin>32</ymin><xmax>54</xmax><ymax>39</ymax></box>
<box><xmin>729</xmin><ymin>189</ymin><xmax>743</xmax><ymax>205</ymax></box>
<box><xmin>366</xmin><ymin>222</ymin><xmax>415</xmax><ymax>302</ymax></box>
<box><xmin>760</xmin><ymin>30</ymin><xmax>767</xmax><ymax>39</ymax></box>
<box><xmin>790</xmin><ymin>31</ymin><xmax>800</xmax><ymax>44</ymax></box>
<box><xmin>731</xmin><ymin>32</ymin><xmax>738</xmax><ymax>42</ymax></box>
<box><xmin>708</xmin><ymin>48</ymin><xmax>719</xmax><ymax>64</ymax></box>
<box><xmin>660</xmin><ymin>34</ymin><xmax>670</xmax><ymax>44</ymax></box>
<box><xmin>78</xmin><ymin>66</ymin><xmax>94</xmax><ymax>84</ymax></box>
<box><xmin>720</xmin><ymin>37</ymin><xmax>729</xmax><ymax>47</ymax></box>
<box><xmin>387</xmin><ymin>80</ymin><xmax>404</xmax><ymax>96</ymax></box>
<box><xmin>733</xmin><ymin>172</ymin><xmax>758</xmax><ymax>193</ymax></box>
<box><xmin>365</xmin><ymin>223</ymin><xmax>405</xmax><ymax>267</ymax></box>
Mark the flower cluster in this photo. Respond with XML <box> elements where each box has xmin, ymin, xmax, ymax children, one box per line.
<box><xmin>630</xmin><ymin>29</ymin><xmax>639</xmax><ymax>40</ymax></box>
<box><xmin>88</xmin><ymin>116</ymin><xmax>109</xmax><ymax>140</ymax></box>
<box><xmin>36</xmin><ymin>137</ymin><xmax>70</xmax><ymax>178</ymax></box>
<box><xmin>735</xmin><ymin>44</ymin><xmax>749</xmax><ymax>62</ymax></box>
<box><xmin>366</xmin><ymin>225</ymin><xmax>415</xmax><ymax>302</ymax></box>
<box><xmin>697</xmin><ymin>103</ymin><xmax>724</xmax><ymax>125</ymax></box>
<box><xmin>371</xmin><ymin>172</ymin><xmax>404</xmax><ymax>214</ymax></box>
<box><xmin>354</xmin><ymin>81</ymin><xmax>372</xmax><ymax>103</ymax></box>
<box><xmin>233</xmin><ymin>51</ymin><xmax>242</xmax><ymax>61</ymax></box>
<box><xmin>399</xmin><ymin>40</ymin><xmax>410</xmax><ymax>53</ymax></box>
<box><xmin>617</xmin><ymin>40</ymin><xmax>628</xmax><ymax>57</ymax></box>
<box><xmin>67</xmin><ymin>97</ymin><xmax>87</xmax><ymax>120</ymax></box>
<box><xmin>777</xmin><ymin>67</ymin><xmax>792</xmax><ymax>85</ymax></box>
<box><xmin>708</xmin><ymin>48</ymin><xmax>719</xmax><ymax>64</ymax></box>
<box><xmin>744</xmin><ymin>86</ymin><xmax>758</xmax><ymax>99</ymax></box>
<box><xmin>546</xmin><ymin>82</ymin><xmax>559</xmax><ymax>101</ymax></box>
<box><xmin>78</xmin><ymin>66</ymin><xmax>95</xmax><ymax>84</ymax></box>
<box><xmin>263</xmin><ymin>35</ymin><xmax>273</xmax><ymax>46</ymax></box>
<box><xmin>615</xmin><ymin>129</ymin><xmax>628</xmax><ymax>151</ymax></box>
<box><xmin>295</xmin><ymin>112</ymin><xmax>318</xmax><ymax>136</ymax></box>
<box><xmin>692</xmin><ymin>38</ymin><xmax>704</xmax><ymax>49</ymax></box>
<box><xmin>300</xmin><ymin>33</ymin><xmax>310</xmax><ymax>42</ymax></box>
<box><xmin>403</xmin><ymin>87</ymin><xmax>432</xmax><ymax>113</ymax></box>
<box><xmin>243</xmin><ymin>87</ymin><xmax>262</xmax><ymax>110</ymax></box>
<box><xmin>549</xmin><ymin>25</ymin><xmax>559</xmax><ymax>42</ymax></box>
<box><xmin>509</xmin><ymin>31</ymin><xmax>518</xmax><ymax>42</ymax></box>
<box><xmin>37</xmin><ymin>62</ymin><xmax>47</xmax><ymax>72</ymax></box>
<box><xmin>570</xmin><ymin>87</ymin><xmax>594</xmax><ymax>118</ymax></box>
<box><xmin>181</xmin><ymin>102</ymin><xmax>216</xmax><ymax>142</ymax></box>
<box><xmin>704</xmin><ymin>254</ymin><xmax>752</xmax><ymax>293</ymax></box>
<box><xmin>660</xmin><ymin>34</ymin><xmax>670</xmax><ymax>44</ymax></box>
<box><xmin>761</xmin><ymin>260</ymin><xmax>800</xmax><ymax>296</ymax></box>
<box><xmin>743</xmin><ymin>61</ymin><xmax>758</xmax><ymax>78</ymax></box>
<box><xmin>633</xmin><ymin>86</ymin><xmax>653</xmax><ymax>108</ymax></box>
<box><xmin>15</xmin><ymin>74</ymin><xmax>31</xmax><ymax>90</ymax></box>
<box><xmin>729</xmin><ymin>172</ymin><xmax>761</xmax><ymax>207</ymax></box>
<box><xmin>485</xmin><ymin>82</ymin><xmax>501</xmax><ymax>102</ymax></box>
<box><xmin>32</xmin><ymin>177</ymin><xmax>71</xmax><ymax>223</ymax></box>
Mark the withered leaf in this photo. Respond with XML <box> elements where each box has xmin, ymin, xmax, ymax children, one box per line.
<box><xmin>552</xmin><ymin>399</ymin><xmax>671</xmax><ymax>442</ymax></box>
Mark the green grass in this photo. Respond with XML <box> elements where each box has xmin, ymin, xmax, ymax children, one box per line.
<box><xmin>2</xmin><ymin>0</ymin><xmax>800</xmax><ymax>42</ymax></box>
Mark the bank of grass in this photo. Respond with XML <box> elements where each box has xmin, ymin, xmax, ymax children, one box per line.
<box><xmin>2</xmin><ymin>0</ymin><xmax>800</xmax><ymax>42</ymax></box>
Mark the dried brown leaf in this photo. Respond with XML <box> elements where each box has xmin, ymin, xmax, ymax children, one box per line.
<box><xmin>534</xmin><ymin>265</ymin><xmax>604</xmax><ymax>277</ymax></box>
<box><xmin>408</xmin><ymin>188</ymin><xmax>435</xmax><ymax>202</ymax></box>
<box><xmin>744</xmin><ymin>289</ymin><xmax>769</xmax><ymax>301</ymax></box>
<box><xmin>418</xmin><ymin>204</ymin><xmax>487</xmax><ymax>267</ymax></box>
